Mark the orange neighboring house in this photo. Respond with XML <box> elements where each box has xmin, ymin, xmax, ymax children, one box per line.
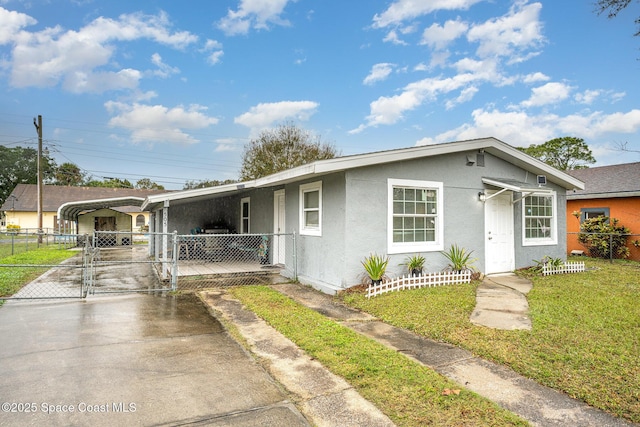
<box><xmin>566</xmin><ymin>162</ymin><xmax>640</xmax><ymax>261</ymax></box>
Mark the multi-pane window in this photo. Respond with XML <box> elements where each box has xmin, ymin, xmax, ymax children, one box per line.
<box><xmin>300</xmin><ymin>181</ymin><xmax>322</xmax><ymax>236</ymax></box>
<box><xmin>392</xmin><ymin>187</ymin><xmax>437</xmax><ymax>243</ymax></box>
<box><xmin>388</xmin><ymin>179</ymin><xmax>443</xmax><ymax>253</ymax></box>
<box><xmin>524</xmin><ymin>194</ymin><xmax>556</xmax><ymax>243</ymax></box>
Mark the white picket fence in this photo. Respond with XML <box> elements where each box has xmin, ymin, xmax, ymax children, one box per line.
<box><xmin>542</xmin><ymin>261</ymin><xmax>585</xmax><ymax>276</ymax></box>
<box><xmin>366</xmin><ymin>270</ymin><xmax>472</xmax><ymax>298</ymax></box>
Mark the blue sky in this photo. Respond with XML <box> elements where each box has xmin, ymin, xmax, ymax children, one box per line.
<box><xmin>1</xmin><ymin>0</ymin><xmax>639</xmax><ymax>189</ymax></box>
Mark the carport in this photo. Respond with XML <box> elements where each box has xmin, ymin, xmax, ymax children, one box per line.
<box><xmin>58</xmin><ymin>197</ymin><xmax>147</xmax><ymax>246</ymax></box>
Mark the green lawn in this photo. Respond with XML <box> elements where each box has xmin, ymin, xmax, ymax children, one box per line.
<box><xmin>340</xmin><ymin>257</ymin><xmax>640</xmax><ymax>423</ymax></box>
<box><xmin>229</xmin><ymin>285</ymin><xmax>528</xmax><ymax>427</ymax></box>
<box><xmin>0</xmin><ymin>248</ymin><xmax>78</xmax><ymax>297</ymax></box>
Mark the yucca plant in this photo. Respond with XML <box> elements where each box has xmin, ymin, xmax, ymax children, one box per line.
<box><xmin>361</xmin><ymin>253</ymin><xmax>389</xmax><ymax>283</ymax></box>
<box><xmin>402</xmin><ymin>253</ymin><xmax>425</xmax><ymax>276</ymax></box>
<box><xmin>442</xmin><ymin>244</ymin><xmax>476</xmax><ymax>273</ymax></box>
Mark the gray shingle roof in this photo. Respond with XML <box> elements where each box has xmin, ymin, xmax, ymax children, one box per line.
<box><xmin>566</xmin><ymin>162</ymin><xmax>640</xmax><ymax>199</ymax></box>
<box><xmin>1</xmin><ymin>184</ymin><xmax>171</xmax><ymax>212</ymax></box>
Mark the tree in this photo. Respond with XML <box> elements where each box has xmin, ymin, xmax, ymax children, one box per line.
<box><xmin>518</xmin><ymin>137</ymin><xmax>596</xmax><ymax>170</ymax></box>
<box><xmin>85</xmin><ymin>177</ymin><xmax>133</xmax><ymax>188</ymax></box>
<box><xmin>135</xmin><ymin>178</ymin><xmax>165</xmax><ymax>190</ymax></box>
<box><xmin>183</xmin><ymin>179</ymin><xmax>237</xmax><ymax>190</ymax></box>
<box><xmin>54</xmin><ymin>162</ymin><xmax>85</xmax><ymax>186</ymax></box>
<box><xmin>239</xmin><ymin>122</ymin><xmax>338</xmax><ymax>181</ymax></box>
<box><xmin>595</xmin><ymin>0</ymin><xmax>640</xmax><ymax>36</ymax></box>
<box><xmin>0</xmin><ymin>145</ymin><xmax>56</xmax><ymax>206</ymax></box>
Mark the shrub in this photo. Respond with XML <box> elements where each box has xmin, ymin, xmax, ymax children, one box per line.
<box><xmin>578</xmin><ymin>216</ymin><xmax>630</xmax><ymax>259</ymax></box>
<box><xmin>442</xmin><ymin>244</ymin><xmax>476</xmax><ymax>272</ymax></box>
<box><xmin>361</xmin><ymin>253</ymin><xmax>389</xmax><ymax>282</ymax></box>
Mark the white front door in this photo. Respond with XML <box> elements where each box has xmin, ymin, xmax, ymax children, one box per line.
<box><xmin>484</xmin><ymin>192</ymin><xmax>515</xmax><ymax>274</ymax></box>
<box><xmin>273</xmin><ymin>190</ymin><xmax>286</xmax><ymax>265</ymax></box>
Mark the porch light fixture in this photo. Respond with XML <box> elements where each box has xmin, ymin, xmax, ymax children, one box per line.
<box><xmin>478</xmin><ymin>192</ymin><xmax>486</xmax><ymax>202</ymax></box>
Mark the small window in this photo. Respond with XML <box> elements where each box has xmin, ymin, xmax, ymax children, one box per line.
<box><xmin>388</xmin><ymin>179</ymin><xmax>443</xmax><ymax>253</ymax></box>
<box><xmin>580</xmin><ymin>208</ymin><xmax>609</xmax><ymax>222</ymax></box>
<box><xmin>136</xmin><ymin>214</ymin><xmax>145</xmax><ymax>228</ymax></box>
<box><xmin>300</xmin><ymin>181</ymin><xmax>322</xmax><ymax>236</ymax></box>
<box><xmin>523</xmin><ymin>193</ymin><xmax>557</xmax><ymax>245</ymax></box>
<box><xmin>240</xmin><ymin>198</ymin><xmax>250</xmax><ymax>234</ymax></box>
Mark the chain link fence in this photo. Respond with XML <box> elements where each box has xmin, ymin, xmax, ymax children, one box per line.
<box><xmin>173</xmin><ymin>232</ymin><xmax>295</xmax><ymax>290</ymax></box>
<box><xmin>0</xmin><ymin>228</ymin><xmax>77</xmax><ymax>258</ymax></box>
<box><xmin>1</xmin><ymin>230</ymin><xmax>297</xmax><ymax>300</ymax></box>
<box><xmin>568</xmin><ymin>232</ymin><xmax>640</xmax><ymax>261</ymax></box>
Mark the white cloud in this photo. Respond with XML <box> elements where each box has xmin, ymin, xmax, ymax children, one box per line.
<box><xmin>574</xmin><ymin>89</ymin><xmax>601</xmax><ymax>105</ymax></box>
<box><xmin>445</xmin><ymin>86</ymin><xmax>478</xmax><ymax>109</ymax></box>
<box><xmin>202</xmin><ymin>39</ymin><xmax>224</xmax><ymax>65</ymax></box>
<box><xmin>217</xmin><ymin>0</ymin><xmax>293</xmax><ymax>36</ymax></box>
<box><xmin>522</xmin><ymin>72</ymin><xmax>549</xmax><ymax>84</ymax></box>
<box><xmin>215</xmin><ymin>138</ymin><xmax>242</xmax><ymax>152</ymax></box>
<box><xmin>372</xmin><ymin>0</ymin><xmax>483</xmax><ymax>28</ymax></box>
<box><xmin>382</xmin><ymin>29</ymin><xmax>408</xmax><ymax>45</ymax></box>
<box><xmin>234</xmin><ymin>100</ymin><xmax>319</xmax><ymax>133</ymax></box>
<box><xmin>0</xmin><ymin>7</ymin><xmax>36</xmax><ymax>44</ymax></box>
<box><xmin>150</xmin><ymin>53</ymin><xmax>180</xmax><ymax>78</ymax></box>
<box><xmin>415</xmin><ymin>108</ymin><xmax>640</xmax><ymax>148</ymax></box>
<box><xmin>363</xmin><ymin>63</ymin><xmax>395</xmax><ymax>85</ymax></box>
<box><xmin>420</xmin><ymin>19</ymin><xmax>468</xmax><ymax>50</ymax></box>
<box><xmin>467</xmin><ymin>2</ymin><xmax>544</xmax><ymax>60</ymax></box>
<box><xmin>105</xmin><ymin>101</ymin><xmax>219</xmax><ymax>145</ymax></box>
<box><xmin>5</xmin><ymin>10</ymin><xmax>197</xmax><ymax>93</ymax></box>
<box><xmin>521</xmin><ymin>82</ymin><xmax>572</xmax><ymax>107</ymax></box>
<box><xmin>350</xmin><ymin>73</ymin><xmax>479</xmax><ymax>133</ymax></box>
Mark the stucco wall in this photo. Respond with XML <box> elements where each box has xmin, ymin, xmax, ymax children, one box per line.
<box><xmin>301</xmin><ymin>150</ymin><xmax>570</xmax><ymax>290</ymax></box>
<box><xmin>284</xmin><ymin>173</ymin><xmax>347</xmax><ymax>290</ymax></box>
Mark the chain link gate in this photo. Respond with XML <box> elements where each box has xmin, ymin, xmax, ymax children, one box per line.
<box><xmin>1</xmin><ymin>231</ymin><xmax>296</xmax><ymax>301</ymax></box>
<box><xmin>86</xmin><ymin>231</ymin><xmax>173</xmax><ymax>296</ymax></box>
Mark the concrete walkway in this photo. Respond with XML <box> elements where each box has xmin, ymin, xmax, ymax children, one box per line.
<box><xmin>471</xmin><ymin>274</ymin><xmax>533</xmax><ymax>330</ymax></box>
<box><xmin>261</xmin><ymin>282</ymin><xmax>635</xmax><ymax>427</ymax></box>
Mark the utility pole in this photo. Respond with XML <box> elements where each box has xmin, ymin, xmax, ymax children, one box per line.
<box><xmin>34</xmin><ymin>115</ymin><xmax>43</xmax><ymax>244</ymax></box>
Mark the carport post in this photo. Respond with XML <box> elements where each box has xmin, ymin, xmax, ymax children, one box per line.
<box><xmin>171</xmin><ymin>231</ymin><xmax>178</xmax><ymax>291</ymax></box>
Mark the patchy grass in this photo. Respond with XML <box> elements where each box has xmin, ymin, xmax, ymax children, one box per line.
<box><xmin>0</xmin><ymin>248</ymin><xmax>78</xmax><ymax>297</ymax></box>
<box><xmin>340</xmin><ymin>258</ymin><xmax>640</xmax><ymax>423</ymax></box>
<box><xmin>229</xmin><ymin>285</ymin><xmax>528</xmax><ymax>427</ymax></box>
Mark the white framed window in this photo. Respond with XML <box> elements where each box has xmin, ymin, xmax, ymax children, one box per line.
<box><xmin>240</xmin><ymin>197</ymin><xmax>250</xmax><ymax>234</ymax></box>
<box><xmin>299</xmin><ymin>181</ymin><xmax>322</xmax><ymax>236</ymax></box>
<box><xmin>388</xmin><ymin>179</ymin><xmax>443</xmax><ymax>254</ymax></box>
<box><xmin>522</xmin><ymin>193</ymin><xmax>557</xmax><ymax>246</ymax></box>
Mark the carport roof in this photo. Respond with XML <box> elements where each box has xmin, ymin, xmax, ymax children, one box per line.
<box><xmin>58</xmin><ymin>197</ymin><xmax>146</xmax><ymax>221</ymax></box>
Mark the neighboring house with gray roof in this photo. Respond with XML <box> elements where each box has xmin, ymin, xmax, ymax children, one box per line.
<box><xmin>1</xmin><ymin>184</ymin><xmax>170</xmax><ymax>234</ymax></box>
<box><xmin>141</xmin><ymin>137</ymin><xmax>584</xmax><ymax>294</ymax></box>
<box><xmin>566</xmin><ymin>162</ymin><xmax>640</xmax><ymax>260</ymax></box>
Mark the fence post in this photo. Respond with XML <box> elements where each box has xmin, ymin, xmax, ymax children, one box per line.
<box><xmin>609</xmin><ymin>233</ymin><xmax>614</xmax><ymax>263</ymax></box>
<box><xmin>171</xmin><ymin>231</ymin><xmax>178</xmax><ymax>291</ymax></box>
<box><xmin>292</xmin><ymin>231</ymin><xmax>297</xmax><ymax>281</ymax></box>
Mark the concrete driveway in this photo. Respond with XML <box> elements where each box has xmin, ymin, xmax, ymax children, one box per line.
<box><xmin>0</xmin><ymin>294</ymin><xmax>309</xmax><ymax>426</ymax></box>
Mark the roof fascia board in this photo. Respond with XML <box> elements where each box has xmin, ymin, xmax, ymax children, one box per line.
<box><xmin>142</xmin><ymin>181</ymin><xmax>257</xmax><ymax>210</ymax></box>
<box><xmin>568</xmin><ymin>191</ymin><xmax>640</xmax><ymax>200</ymax></box>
